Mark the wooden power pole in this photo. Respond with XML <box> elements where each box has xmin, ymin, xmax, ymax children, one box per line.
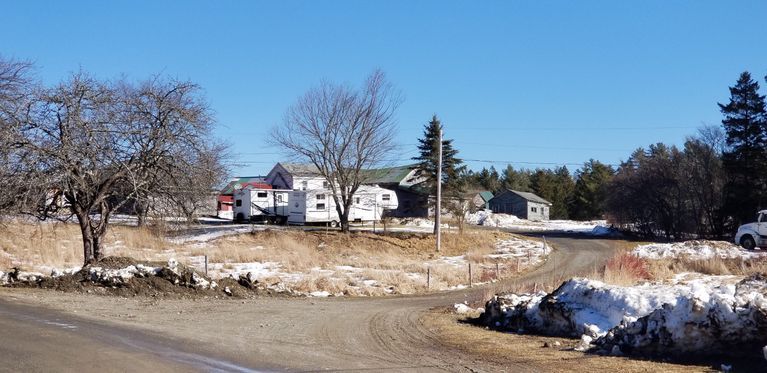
<box><xmin>436</xmin><ymin>126</ymin><xmax>442</xmax><ymax>253</ymax></box>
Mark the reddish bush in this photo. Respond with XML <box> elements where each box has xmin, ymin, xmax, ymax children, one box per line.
<box><xmin>605</xmin><ymin>253</ymin><xmax>651</xmax><ymax>281</ymax></box>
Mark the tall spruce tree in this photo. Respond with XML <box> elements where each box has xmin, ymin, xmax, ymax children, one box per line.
<box><xmin>568</xmin><ymin>159</ymin><xmax>614</xmax><ymax>220</ymax></box>
<box><xmin>719</xmin><ymin>71</ymin><xmax>767</xmax><ymax>225</ymax></box>
<box><xmin>412</xmin><ymin>115</ymin><xmax>464</xmax><ymax>233</ymax></box>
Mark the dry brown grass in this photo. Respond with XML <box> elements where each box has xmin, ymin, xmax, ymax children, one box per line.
<box><xmin>646</xmin><ymin>256</ymin><xmax>767</xmax><ymax>279</ymax></box>
<box><xmin>198</xmin><ymin>228</ymin><xmax>518</xmax><ymax>294</ymax></box>
<box><xmin>0</xmin><ymin>221</ymin><xmax>535</xmax><ymax>295</ymax></box>
<box><xmin>0</xmin><ymin>222</ymin><xmax>171</xmax><ymax>270</ymax></box>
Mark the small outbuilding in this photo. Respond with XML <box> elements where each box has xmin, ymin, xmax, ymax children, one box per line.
<box><xmin>488</xmin><ymin>190</ymin><xmax>552</xmax><ymax>221</ymax></box>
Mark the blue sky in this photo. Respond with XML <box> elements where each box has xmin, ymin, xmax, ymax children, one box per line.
<box><xmin>3</xmin><ymin>1</ymin><xmax>767</xmax><ymax>176</ymax></box>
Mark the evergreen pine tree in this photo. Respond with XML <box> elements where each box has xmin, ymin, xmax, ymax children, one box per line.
<box><xmin>412</xmin><ymin>115</ymin><xmax>465</xmax><ymax>231</ymax></box>
<box><xmin>568</xmin><ymin>160</ymin><xmax>614</xmax><ymax>220</ymax></box>
<box><xmin>501</xmin><ymin>165</ymin><xmax>532</xmax><ymax>192</ymax></box>
<box><xmin>719</xmin><ymin>71</ymin><xmax>767</xmax><ymax>224</ymax></box>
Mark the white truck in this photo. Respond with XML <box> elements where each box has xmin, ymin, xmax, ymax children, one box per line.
<box><xmin>287</xmin><ymin>186</ymin><xmax>398</xmax><ymax>227</ymax></box>
<box><xmin>735</xmin><ymin>210</ymin><xmax>767</xmax><ymax>250</ymax></box>
<box><xmin>232</xmin><ymin>188</ymin><xmax>292</xmax><ymax>224</ymax></box>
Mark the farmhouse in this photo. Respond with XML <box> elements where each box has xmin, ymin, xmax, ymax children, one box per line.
<box><xmin>261</xmin><ymin>162</ymin><xmax>427</xmax><ymax>218</ymax></box>
<box><xmin>488</xmin><ymin>190</ymin><xmax>552</xmax><ymax>221</ymax></box>
<box><xmin>265</xmin><ymin>163</ymin><xmax>326</xmax><ymax>191</ymax></box>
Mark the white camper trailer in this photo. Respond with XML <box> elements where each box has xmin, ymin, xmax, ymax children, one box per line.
<box><xmin>287</xmin><ymin>186</ymin><xmax>398</xmax><ymax>226</ymax></box>
<box><xmin>233</xmin><ymin>188</ymin><xmax>291</xmax><ymax>224</ymax></box>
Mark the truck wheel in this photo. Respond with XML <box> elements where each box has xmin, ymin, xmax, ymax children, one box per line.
<box><xmin>741</xmin><ymin>235</ymin><xmax>756</xmax><ymax>251</ymax></box>
<box><xmin>329</xmin><ymin>220</ymin><xmax>339</xmax><ymax>228</ymax></box>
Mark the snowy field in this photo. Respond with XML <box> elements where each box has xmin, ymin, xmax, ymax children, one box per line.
<box><xmin>465</xmin><ymin>210</ymin><xmax>610</xmax><ymax>234</ymax></box>
<box><xmin>0</xmin><ymin>221</ymin><xmax>550</xmax><ymax>297</ymax></box>
<box><xmin>188</xmin><ymin>235</ymin><xmax>549</xmax><ymax>296</ymax></box>
<box><xmin>632</xmin><ymin>240</ymin><xmax>767</xmax><ymax>260</ymax></box>
<box><xmin>482</xmin><ymin>274</ymin><xmax>767</xmax><ymax>359</ymax></box>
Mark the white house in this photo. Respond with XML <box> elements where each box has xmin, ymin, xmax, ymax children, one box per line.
<box><xmin>265</xmin><ymin>163</ymin><xmax>327</xmax><ymax>191</ymax></box>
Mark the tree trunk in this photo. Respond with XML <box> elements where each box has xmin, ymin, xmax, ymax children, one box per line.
<box><xmin>92</xmin><ymin>233</ymin><xmax>104</xmax><ymax>261</ymax></box>
<box><xmin>77</xmin><ymin>214</ymin><xmax>96</xmax><ymax>264</ymax></box>
<box><xmin>340</xmin><ymin>208</ymin><xmax>351</xmax><ymax>233</ymax></box>
<box><xmin>135</xmin><ymin>199</ymin><xmax>148</xmax><ymax>227</ymax></box>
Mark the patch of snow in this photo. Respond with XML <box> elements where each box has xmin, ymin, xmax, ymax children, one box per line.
<box><xmin>169</xmin><ymin>225</ymin><xmax>255</xmax><ymax>244</ymax></box>
<box><xmin>454</xmin><ymin>302</ymin><xmax>483</xmax><ymax>315</ymax></box>
<box><xmin>309</xmin><ymin>291</ymin><xmax>331</xmax><ymax>297</ymax></box>
<box><xmin>632</xmin><ymin>240</ymin><xmax>767</xmax><ymax>260</ymax></box>
<box><xmin>466</xmin><ymin>210</ymin><xmax>603</xmax><ymax>233</ymax></box>
<box><xmin>485</xmin><ymin>275</ymin><xmax>767</xmax><ymax>358</ymax></box>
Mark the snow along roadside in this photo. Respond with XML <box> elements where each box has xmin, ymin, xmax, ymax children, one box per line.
<box><xmin>482</xmin><ymin>275</ymin><xmax>767</xmax><ymax>359</ymax></box>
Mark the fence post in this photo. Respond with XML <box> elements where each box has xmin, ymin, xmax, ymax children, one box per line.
<box><xmin>542</xmin><ymin>236</ymin><xmax>548</xmax><ymax>254</ymax></box>
<box><xmin>468</xmin><ymin>263</ymin><xmax>473</xmax><ymax>288</ymax></box>
<box><xmin>495</xmin><ymin>262</ymin><xmax>500</xmax><ymax>280</ymax></box>
<box><xmin>516</xmin><ymin>258</ymin><xmax>521</xmax><ymax>272</ymax></box>
<box><xmin>427</xmin><ymin>267</ymin><xmax>431</xmax><ymax>290</ymax></box>
<box><xmin>204</xmin><ymin>255</ymin><xmax>208</xmax><ymax>276</ymax></box>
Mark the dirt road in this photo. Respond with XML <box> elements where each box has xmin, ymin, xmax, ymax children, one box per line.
<box><xmin>0</xmin><ymin>234</ymin><xmax>620</xmax><ymax>372</ymax></box>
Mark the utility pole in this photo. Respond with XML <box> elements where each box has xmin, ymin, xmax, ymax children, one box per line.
<box><xmin>436</xmin><ymin>126</ymin><xmax>442</xmax><ymax>253</ymax></box>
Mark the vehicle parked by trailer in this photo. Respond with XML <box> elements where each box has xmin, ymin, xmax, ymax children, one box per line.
<box><xmin>735</xmin><ymin>210</ymin><xmax>767</xmax><ymax>250</ymax></box>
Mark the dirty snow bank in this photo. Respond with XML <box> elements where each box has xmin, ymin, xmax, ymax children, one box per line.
<box><xmin>632</xmin><ymin>240</ymin><xmax>767</xmax><ymax>260</ymax></box>
<box><xmin>466</xmin><ymin>210</ymin><xmax>606</xmax><ymax>233</ymax></box>
<box><xmin>1</xmin><ymin>258</ymin><xmax>219</xmax><ymax>291</ymax></box>
<box><xmin>483</xmin><ymin>275</ymin><xmax>767</xmax><ymax>358</ymax></box>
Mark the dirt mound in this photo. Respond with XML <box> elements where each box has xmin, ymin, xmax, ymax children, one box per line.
<box><xmin>5</xmin><ymin>258</ymin><xmax>291</xmax><ymax>299</ymax></box>
<box><xmin>90</xmin><ymin>256</ymin><xmax>141</xmax><ymax>269</ymax></box>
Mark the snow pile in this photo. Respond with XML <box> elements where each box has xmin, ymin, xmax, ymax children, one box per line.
<box><xmin>0</xmin><ymin>269</ymin><xmax>47</xmax><ymax>285</ymax></box>
<box><xmin>88</xmin><ymin>264</ymin><xmax>161</xmax><ymax>286</ymax></box>
<box><xmin>632</xmin><ymin>240</ymin><xmax>767</xmax><ymax>260</ymax></box>
<box><xmin>465</xmin><ymin>210</ymin><xmax>604</xmax><ymax>233</ymax></box>
<box><xmin>454</xmin><ymin>302</ymin><xmax>483</xmax><ymax>314</ymax></box>
<box><xmin>470</xmin><ymin>211</ymin><xmax>523</xmax><ymax>228</ymax></box>
<box><xmin>484</xmin><ymin>276</ymin><xmax>767</xmax><ymax>358</ymax></box>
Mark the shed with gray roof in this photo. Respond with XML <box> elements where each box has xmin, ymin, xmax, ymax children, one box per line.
<box><xmin>488</xmin><ymin>190</ymin><xmax>552</xmax><ymax>221</ymax></box>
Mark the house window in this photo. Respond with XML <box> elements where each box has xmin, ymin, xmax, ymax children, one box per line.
<box><xmin>256</xmin><ymin>192</ymin><xmax>268</xmax><ymax>198</ymax></box>
<box><xmin>316</xmin><ymin>203</ymin><xmax>326</xmax><ymax>210</ymax></box>
<box><xmin>355</xmin><ymin>197</ymin><xmax>360</xmax><ymax>204</ymax></box>
<box><xmin>382</xmin><ymin>194</ymin><xmax>391</xmax><ymax>201</ymax></box>
<box><xmin>316</xmin><ymin>194</ymin><xmax>325</xmax><ymax>200</ymax></box>
<box><xmin>235</xmin><ymin>200</ymin><xmax>242</xmax><ymax>207</ymax></box>
<box><xmin>301</xmin><ymin>181</ymin><xmax>308</xmax><ymax>191</ymax></box>
<box><xmin>323</xmin><ymin>181</ymin><xmax>329</xmax><ymax>188</ymax></box>
<box><xmin>276</xmin><ymin>194</ymin><xmax>283</xmax><ymax>203</ymax></box>
<box><xmin>531</xmin><ymin>206</ymin><xmax>537</xmax><ymax>213</ymax></box>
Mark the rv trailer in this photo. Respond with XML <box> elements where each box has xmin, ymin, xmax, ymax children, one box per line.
<box><xmin>287</xmin><ymin>185</ymin><xmax>398</xmax><ymax>227</ymax></box>
<box><xmin>232</xmin><ymin>188</ymin><xmax>291</xmax><ymax>224</ymax></box>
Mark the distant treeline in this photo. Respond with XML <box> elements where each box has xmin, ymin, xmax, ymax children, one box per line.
<box><xmin>464</xmin><ymin>71</ymin><xmax>767</xmax><ymax>239</ymax></box>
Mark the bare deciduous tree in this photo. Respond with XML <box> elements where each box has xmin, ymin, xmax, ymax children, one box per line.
<box><xmin>271</xmin><ymin>70</ymin><xmax>401</xmax><ymax>232</ymax></box>
<box><xmin>0</xmin><ymin>64</ymin><xmax>221</xmax><ymax>264</ymax></box>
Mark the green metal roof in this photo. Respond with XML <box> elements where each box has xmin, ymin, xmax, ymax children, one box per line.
<box><xmin>362</xmin><ymin>165</ymin><xmax>417</xmax><ymax>185</ymax></box>
<box><xmin>478</xmin><ymin>191</ymin><xmax>494</xmax><ymax>202</ymax></box>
